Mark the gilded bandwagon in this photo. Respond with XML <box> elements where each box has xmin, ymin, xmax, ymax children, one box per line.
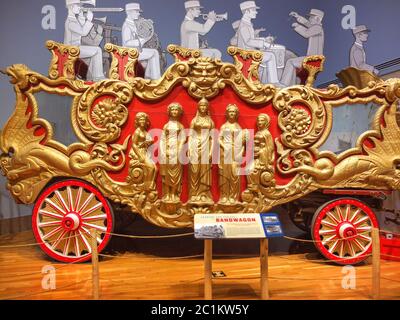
<box><xmin>1</xmin><ymin>48</ymin><xmax>400</xmax><ymax>233</ymax></box>
<box><xmin>160</xmin><ymin>103</ymin><xmax>186</xmax><ymax>203</ymax></box>
<box><xmin>188</xmin><ymin>98</ymin><xmax>215</xmax><ymax>205</ymax></box>
<box><xmin>218</xmin><ymin>104</ymin><xmax>246</xmax><ymax>206</ymax></box>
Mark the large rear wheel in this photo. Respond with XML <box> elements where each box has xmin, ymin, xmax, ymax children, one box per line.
<box><xmin>311</xmin><ymin>198</ymin><xmax>378</xmax><ymax>265</ymax></box>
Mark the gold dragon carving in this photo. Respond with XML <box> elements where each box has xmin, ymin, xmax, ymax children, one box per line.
<box><xmin>1</xmin><ymin>50</ymin><xmax>400</xmax><ymax>228</ymax></box>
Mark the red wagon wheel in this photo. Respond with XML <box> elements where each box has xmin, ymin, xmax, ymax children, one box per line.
<box><xmin>312</xmin><ymin>198</ymin><xmax>379</xmax><ymax>265</ymax></box>
<box><xmin>32</xmin><ymin>180</ymin><xmax>113</xmax><ymax>263</ymax></box>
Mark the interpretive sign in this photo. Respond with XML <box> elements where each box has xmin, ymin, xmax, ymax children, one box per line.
<box><xmin>194</xmin><ymin>213</ymin><xmax>283</xmax><ymax>239</ymax></box>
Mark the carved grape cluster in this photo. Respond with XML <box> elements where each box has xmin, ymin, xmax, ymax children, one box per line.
<box><xmin>284</xmin><ymin>108</ymin><xmax>312</xmax><ymax>136</ymax></box>
<box><xmin>92</xmin><ymin>98</ymin><xmax>126</xmax><ymax>128</ymax></box>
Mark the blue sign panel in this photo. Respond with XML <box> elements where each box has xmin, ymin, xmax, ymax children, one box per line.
<box><xmin>260</xmin><ymin>213</ymin><xmax>284</xmax><ymax>238</ymax></box>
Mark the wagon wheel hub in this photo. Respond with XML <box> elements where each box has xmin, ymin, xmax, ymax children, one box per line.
<box><xmin>338</xmin><ymin>222</ymin><xmax>357</xmax><ymax>239</ymax></box>
<box><xmin>62</xmin><ymin>213</ymin><xmax>81</xmax><ymax>231</ymax></box>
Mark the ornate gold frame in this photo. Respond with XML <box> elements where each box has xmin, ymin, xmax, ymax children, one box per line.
<box><xmin>1</xmin><ymin>42</ymin><xmax>399</xmax><ymax>229</ymax></box>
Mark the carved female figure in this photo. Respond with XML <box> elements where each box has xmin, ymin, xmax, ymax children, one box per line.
<box><xmin>247</xmin><ymin>113</ymin><xmax>275</xmax><ymax>191</ymax></box>
<box><xmin>159</xmin><ymin>103</ymin><xmax>186</xmax><ymax>203</ymax></box>
<box><xmin>128</xmin><ymin>112</ymin><xmax>157</xmax><ymax>190</ymax></box>
<box><xmin>188</xmin><ymin>98</ymin><xmax>215</xmax><ymax>205</ymax></box>
<box><xmin>218</xmin><ymin>104</ymin><xmax>245</xmax><ymax>205</ymax></box>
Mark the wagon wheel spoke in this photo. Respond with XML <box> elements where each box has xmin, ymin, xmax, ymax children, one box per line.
<box><xmin>322</xmin><ymin>234</ymin><xmax>336</xmax><ymax>245</ymax></box>
<box><xmin>357</xmin><ymin>233</ymin><xmax>372</xmax><ymax>242</ymax></box>
<box><xmin>338</xmin><ymin>241</ymin><xmax>345</xmax><ymax>258</ymax></box>
<box><xmin>335</xmin><ymin>206</ymin><xmax>344</xmax><ymax>221</ymax></box>
<box><xmin>67</xmin><ymin>187</ymin><xmax>74</xmax><ymax>211</ymax></box>
<box><xmin>39</xmin><ymin>210</ymin><xmax>64</xmax><ymax>220</ymax></box>
<box><xmin>349</xmin><ymin>208</ymin><xmax>361</xmax><ymax>223</ymax></box>
<box><xmin>81</xmin><ymin>202</ymin><xmax>103</xmax><ymax>218</ymax></box>
<box><xmin>63</xmin><ymin>232</ymin><xmax>72</xmax><ymax>256</ymax></box>
<box><xmin>344</xmin><ymin>205</ymin><xmax>351</xmax><ymax>221</ymax></box>
<box><xmin>78</xmin><ymin>230</ymin><xmax>92</xmax><ymax>254</ymax></box>
<box><xmin>74</xmin><ymin>187</ymin><xmax>83</xmax><ymax>212</ymax></box>
<box><xmin>51</xmin><ymin>230</ymin><xmax>68</xmax><ymax>249</ymax></box>
<box><xmin>78</xmin><ymin>193</ymin><xmax>95</xmax><ymax>215</ymax></box>
<box><xmin>73</xmin><ymin>231</ymin><xmax>81</xmax><ymax>257</ymax></box>
<box><xmin>321</xmin><ymin>220</ymin><xmax>337</xmax><ymax>228</ymax></box>
<box><xmin>42</xmin><ymin>226</ymin><xmax>64</xmax><ymax>240</ymax></box>
<box><xmin>353</xmin><ymin>215</ymin><xmax>370</xmax><ymax>226</ymax></box>
<box><xmin>83</xmin><ymin>214</ymin><xmax>108</xmax><ymax>222</ymax></box>
<box><xmin>319</xmin><ymin>229</ymin><xmax>336</xmax><ymax>236</ymax></box>
<box><xmin>348</xmin><ymin>241</ymin><xmax>356</xmax><ymax>257</ymax></box>
<box><xmin>356</xmin><ymin>226</ymin><xmax>372</xmax><ymax>233</ymax></box>
<box><xmin>81</xmin><ymin>226</ymin><xmax>103</xmax><ymax>244</ymax></box>
<box><xmin>55</xmin><ymin>190</ymin><xmax>70</xmax><ymax>213</ymax></box>
<box><xmin>38</xmin><ymin>220</ymin><xmax>62</xmax><ymax>228</ymax></box>
<box><xmin>326</xmin><ymin>211</ymin><xmax>340</xmax><ymax>224</ymax></box>
<box><xmin>45</xmin><ymin>198</ymin><xmax>66</xmax><ymax>215</ymax></box>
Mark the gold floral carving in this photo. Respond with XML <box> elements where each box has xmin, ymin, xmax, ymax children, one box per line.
<box><xmin>274</xmin><ymin>86</ymin><xmax>327</xmax><ymax>149</ymax></box>
<box><xmin>72</xmin><ymin>80</ymin><xmax>132</xmax><ymax>144</ymax></box>
<box><xmin>104</xmin><ymin>43</ymin><xmax>139</xmax><ymax>84</ymax></box>
<box><xmin>46</xmin><ymin>40</ymin><xmax>80</xmax><ymax>80</ymax></box>
<box><xmin>167</xmin><ymin>44</ymin><xmax>202</xmax><ymax>62</ymax></box>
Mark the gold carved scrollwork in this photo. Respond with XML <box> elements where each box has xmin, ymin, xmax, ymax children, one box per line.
<box><xmin>167</xmin><ymin>44</ymin><xmax>202</xmax><ymax>62</ymax></box>
<box><xmin>274</xmin><ymin>86</ymin><xmax>327</xmax><ymax>149</ymax></box>
<box><xmin>227</xmin><ymin>46</ymin><xmax>263</xmax><ymax>83</ymax></box>
<box><xmin>302</xmin><ymin>55</ymin><xmax>325</xmax><ymax>87</ymax></box>
<box><xmin>46</xmin><ymin>40</ymin><xmax>80</xmax><ymax>80</ymax></box>
<box><xmin>105</xmin><ymin>43</ymin><xmax>139</xmax><ymax>84</ymax></box>
<box><xmin>72</xmin><ymin>80</ymin><xmax>133</xmax><ymax>144</ymax></box>
<box><xmin>130</xmin><ymin>52</ymin><xmax>275</xmax><ymax>103</ymax></box>
<box><xmin>336</xmin><ymin>67</ymin><xmax>383</xmax><ymax>90</ymax></box>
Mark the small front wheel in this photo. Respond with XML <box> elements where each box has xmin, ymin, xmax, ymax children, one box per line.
<box><xmin>32</xmin><ymin>179</ymin><xmax>114</xmax><ymax>263</ymax></box>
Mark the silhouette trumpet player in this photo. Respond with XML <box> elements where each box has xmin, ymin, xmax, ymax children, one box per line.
<box><xmin>180</xmin><ymin>0</ymin><xmax>222</xmax><ymax>59</ymax></box>
<box><xmin>64</xmin><ymin>0</ymin><xmax>120</xmax><ymax>81</ymax></box>
<box><xmin>200</xmin><ymin>12</ymin><xmax>228</xmax><ymax>21</ymax></box>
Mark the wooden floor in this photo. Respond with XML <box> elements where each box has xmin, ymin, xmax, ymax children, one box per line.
<box><xmin>0</xmin><ymin>231</ymin><xmax>399</xmax><ymax>300</ymax></box>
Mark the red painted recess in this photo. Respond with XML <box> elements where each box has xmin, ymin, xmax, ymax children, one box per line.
<box><xmin>98</xmin><ymin>85</ymin><xmax>297</xmax><ymax>204</ymax></box>
<box><xmin>323</xmin><ymin>189</ymin><xmax>392</xmax><ymax>197</ymax></box>
<box><xmin>32</xmin><ymin>179</ymin><xmax>113</xmax><ymax>263</ymax></box>
<box><xmin>312</xmin><ymin>198</ymin><xmax>379</xmax><ymax>265</ymax></box>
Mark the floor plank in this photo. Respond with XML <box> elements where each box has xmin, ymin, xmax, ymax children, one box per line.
<box><xmin>0</xmin><ymin>231</ymin><xmax>399</xmax><ymax>300</ymax></box>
